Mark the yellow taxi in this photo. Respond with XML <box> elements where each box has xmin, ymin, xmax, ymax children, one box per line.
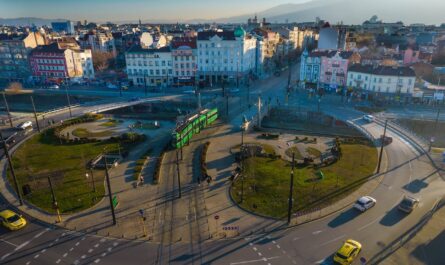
<box><xmin>0</xmin><ymin>210</ymin><xmax>27</xmax><ymax>231</ymax></box>
<box><xmin>333</xmin><ymin>239</ymin><xmax>362</xmax><ymax>265</ymax></box>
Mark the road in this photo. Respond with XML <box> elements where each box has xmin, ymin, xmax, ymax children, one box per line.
<box><xmin>0</xmin><ymin>66</ymin><xmax>444</xmax><ymax>264</ymax></box>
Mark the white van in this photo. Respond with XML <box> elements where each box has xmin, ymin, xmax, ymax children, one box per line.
<box><xmin>17</xmin><ymin>121</ymin><xmax>33</xmax><ymax>130</ymax></box>
<box><xmin>363</xmin><ymin>115</ymin><xmax>374</xmax><ymax>123</ymax></box>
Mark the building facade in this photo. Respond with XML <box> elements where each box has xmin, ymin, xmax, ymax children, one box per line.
<box><xmin>29</xmin><ymin>42</ymin><xmax>94</xmax><ymax>82</ymax></box>
<box><xmin>171</xmin><ymin>37</ymin><xmax>197</xmax><ymax>86</ymax></box>
<box><xmin>125</xmin><ymin>46</ymin><xmax>173</xmax><ymax>87</ymax></box>
<box><xmin>197</xmin><ymin>28</ymin><xmax>256</xmax><ymax>86</ymax></box>
<box><xmin>0</xmin><ymin>32</ymin><xmax>46</xmax><ymax>82</ymax></box>
<box><xmin>347</xmin><ymin>64</ymin><xmax>416</xmax><ymax>94</ymax></box>
<box><xmin>51</xmin><ymin>21</ymin><xmax>75</xmax><ymax>35</ymax></box>
<box><xmin>319</xmin><ymin>51</ymin><xmax>361</xmax><ymax>91</ymax></box>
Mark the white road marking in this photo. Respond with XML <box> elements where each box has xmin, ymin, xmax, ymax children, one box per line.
<box><xmin>73</xmin><ymin>260</ymin><xmax>79</xmax><ymax>265</ymax></box>
<box><xmin>88</xmin><ymin>248</ymin><xmax>94</xmax><ymax>253</ymax></box>
<box><xmin>276</xmin><ymin>245</ymin><xmax>281</xmax><ymax>249</ymax></box>
<box><xmin>40</xmin><ymin>249</ymin><xmax>46</xmax><ymax>253</ymax></box>
<box><xmin>94</xmin><ymin>243</ymin><xmax>100</xmax><ymax>248</ymax></box>
<box><xmin>357</xmin><ymin>216</ymin><xmax>381</xmax><ymax>231</ymax></box>
<box><xmin>100</xmin><ymin>238</ymin><xmax>106</xmax><ymax>243</ymax></box>
<box><xmin>315</xmin><ymin>258</ymin><xmax>326</xmax><ymax>264</ymax></box>
<box><xmin>15</xmin><ymin>240</ymin><xmax>31</xmax><ymax>251</ymax></box>
<box><xmin>34</xmin><ymin>228</ymin><xmax>50</xmax><ymax>239</ymax></box>
<box><xmin>56</xmin><ymin>259</ymin><xmax>61</xmax><ymax>264</ymax></box>
<box><xmin>112</xmin><ymin>242</ymin><xmax>118</xmax><ymax>247</ymax></box>
<box><xmin>81</xmin><ymin>237</ymin><xmax>86</xmax><ymax>241</ymax></box>
<box><xmin>312</xmin><ymin>230</ymin><xmax>323</xmax><ymax>235</ymax></box>
<box><xmin>229</xmin><ymin>256</ymin><xmax>281</xmax><ymax>265</ymax></box>
<box><xmin>272</xmin><ymin>240</ymin><xmax>276</xmax><ymax>244</ymax></box>
<box><xmin>75</xmin><ymin>242</ymin><xmax>80</xmax><ymax>246</ymax></box>
<box><xmin>107</xmin><ymin>247</ymin><xmax>112</xmax><ymax>252</ymax></box>
<box><xmin>320</xmin><ymin>234</ymin><xmax>346</xmax><ymax>247</ymax></box>
<box><xmin>101</xmin><ymin>253</ymin><xmax>107</xmax><ymax>257</ymax></box>
<box><xmin>33</xmin><ymin>254</ymin><xmax>39</xmax><ymax>259</ymax></box>
<box><xmin>0</xmin><ymin>238</ymin><xmax>18</xmax><ymax>247</ymax></box>
<box><xmin>258</xmin><ymin>252</ymin><xmax>262</xmax><ymax>256</ymax></box>
<box><xmin>70</xmin><ymin>247</ymin><xmax>74</xmax><ymax>251</ymax></box>
<box><xmin>94</xmin><ymin>259</ymin><xmax>101</xmax><ymax>263</ymax></box>
<box><xmin>292</xmin><ymin>237</ymin><xmax>300</xmax><ymax>241</ymax></box>
<box><xmin>26</xmin><ymin>261</ymin><xmax>31</xmax><ymax>265</ymax></box>
<box><xmin>252</xmin><ymin>247</ymin><xmax>257</xmax><ymax>251</ymax></box>
<box><xmin>81</xmin><ymin>255</ymin><xmax>87</xmax><ymax>259</ymax></box>
<box><xmin>62</xmin><ymin>253</ymin><xmax>68</xmax><ymax>258</ymax></box>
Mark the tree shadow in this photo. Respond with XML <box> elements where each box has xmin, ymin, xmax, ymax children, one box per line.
<box><xmin>379</xmin><ymin>205</ymin><xmax>408</xmax><ymax>227</ymax></box>
<box><xmin>411</xmin><ymin>229</ymin><xmax>445</xmax><ymax>265</ymax></box>
<box><xmin>328</xmin><ymin>207</ymin><xmax>361</xmax><ymax>228</ymax></box>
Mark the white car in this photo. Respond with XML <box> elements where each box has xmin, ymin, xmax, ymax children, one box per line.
<box><xmin>48</xmin><ymin>84</ymin><xmax>59</xmax><ymax>89</ymax></box>
<box><xmin>363</xmin><ymin>115</ymin><xmax>374</xmax><ymax>123</ymax></box>
<box><xmin>353</xmin><ymin>196</ymin><xmax>376</xmax><ymax>212</ymax></box>
<box><xmin>17</xmin><ymin>121</ymin><xmax>33</xmax><ymax>130</ymax></box>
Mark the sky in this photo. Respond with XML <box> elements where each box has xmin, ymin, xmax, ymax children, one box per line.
<box><xmin>0</xmin><ymin>0</ymin><xmax>309</xmax><ymax>22</ymax></box>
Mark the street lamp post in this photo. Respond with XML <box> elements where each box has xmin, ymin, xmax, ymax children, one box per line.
<box><xmin>30</xmin><ymin>96</ymin><xmax>40</xmax><ymax>132</ymax></box>
<box><xmin>377</xmin><ymin>120</ymin><xmax>388</xmax><ymax>173</ymax></box>
<box><xmin>176</xmin><ymin>149</ymin><xmax>182</xmax><ymax>198</ymax></box>
<box><xmin>64</xmin><ymin>83</ymin><xmax>72</xmax><ymax>118</ymax></box>
<box><xmin>47</xmin><ymin>176</ymin><xmax>62</xmax><ymax>223</ymax></box>
<box><xmin>429</xmin><ymin>108</ymin><xmax>441</xmax><ymax>152</ymax></box>
<box><xmin>104</xmin><ymin>155</ymin><xmax>117</xmax><ymax>225</ymax></box>
<box><xmin>287</xmin><ymin>152</ymin><xmax>295</xmax><ymax>224</ymax></box>
<box><xmin>2</xmin><ymin>92</ymin><xmax>13</xmax><ymax>128</ymax></box>
<box><xmin>0</xmin><ymin>132</ymin><xmax>22</xmax><ymax>206</ymax></box>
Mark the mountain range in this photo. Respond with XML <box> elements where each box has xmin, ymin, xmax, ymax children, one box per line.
<box><xmin>1</xmin><ymin>0</ymin><xmax>444</xmax><ymax>26</ymax></box>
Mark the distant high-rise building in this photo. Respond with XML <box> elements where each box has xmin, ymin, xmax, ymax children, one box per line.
<box><xmin>51</xmin><ymin>21</ymin><xmax>75</xmax><ymax>35</ymax></box>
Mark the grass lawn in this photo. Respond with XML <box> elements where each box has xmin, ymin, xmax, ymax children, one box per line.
<box><xmin>231</xmin><ymin>143</ymin><xmax>377</xmax><ymax>218</ymax></box>
<box><xmin>10</xmin><ymin>129</ymin><xmax>121</xmax><ymax>213</ymax></box>
<box><xmin>72</xmin><ymin>128</ymin><xmax>113</xmax><ymax>138</ymax></box>
<box><xmin>285</xmin><ymin>146</ymin><xmax>303</xmax><ymax>159</ymax></box>
<box><xmin>306</xmin><ymin>147</ymin><xmax>322</xmax><ymax>158</ymax></box>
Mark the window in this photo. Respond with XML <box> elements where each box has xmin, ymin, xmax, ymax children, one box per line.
<box><xmin>162</xmin><ymin>61</ymin><xmax>166</xmax><ymax>66</ymax></box>
<box><xmin>150</xmin><ymin>69</ymin><xmax>154</xmax><ymax>75</ymax></box>
<box><xmin>155</xmin><ymin>70</ymin><xmax>159</xmax><ymax>75</ymax></box>
<box><xmin>162</xmin><ymin>69</ymin><xmax>166</xmax><ymax>75</ymax></box>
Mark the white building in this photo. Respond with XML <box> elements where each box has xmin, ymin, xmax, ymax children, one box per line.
<box><xmin>125</xmin><ymin>46</ymin><xmax>173</xmax><ymax>87</ymax></box>
<box><xmin>87</xmin><ymin>32</ymin><xmax>116</xmax><ymax>56</ymax></box>
<box><xmin>197</xmin><ymin>28</ymin><xmax>256</xmax><ymax>86</ymax></box>
<box><xmin>347</xmin><ymin>64</ymin><xmax>416</xmax><ymax>94</ymax></box>
<box><xmin>75</xmin><ymin>49</ymin><xmax>95</xmax><ymax>79</ymax></box>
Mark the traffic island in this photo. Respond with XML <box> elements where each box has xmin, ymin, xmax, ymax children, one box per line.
<box><xmin>7</xmin><ymin>115</ymin><xmax>146</xmax><ymax>214</ymax></box>
<box><xmin>230</xmin><ymin>137</ymin><xmax>378</xmax><ymax>219</ymax></box>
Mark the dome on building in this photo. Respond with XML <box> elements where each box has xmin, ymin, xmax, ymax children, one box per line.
<box><xmin>234</xmin><ymin>26</ymin><xmax>246</xmax><ymax>38</ymax></box>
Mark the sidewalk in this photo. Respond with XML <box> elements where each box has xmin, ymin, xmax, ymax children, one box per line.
<box><xmin>382</xmin><ymin>200</ymin><xmax>445</xmax><ymax>265</ymax></box>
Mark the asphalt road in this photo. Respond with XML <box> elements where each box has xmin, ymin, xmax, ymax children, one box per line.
<box><xmin>0</xmin><ymin>68</ymin><xmax>443</xmax><ymax>264</ymax></box>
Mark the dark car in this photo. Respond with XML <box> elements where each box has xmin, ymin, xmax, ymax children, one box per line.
<box><xmin>398</xmin><ymin>196</ymin><xmax>419</xmax><ymax>213</ymax></box>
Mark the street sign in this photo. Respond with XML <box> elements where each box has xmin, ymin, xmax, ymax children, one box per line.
<box><xmin>214</xmin><ymin>215</ymin><xmax>219</xmax><ymax>220</ymax></box>
<box><xmin>112</xmin><ymin>195</ymin><xmax>119</xmax><ymax>209</ymax></box>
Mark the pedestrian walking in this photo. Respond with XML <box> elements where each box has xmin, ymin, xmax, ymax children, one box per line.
<box><xmin>139</xmin><ymin>175</ymin><xmax>144</xmax><ymax>186</ymax></box>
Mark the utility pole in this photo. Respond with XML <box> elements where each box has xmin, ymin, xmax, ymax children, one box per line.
<box><xmin>2</xmin><ymin>92</ymin><xmax>13</xmax><ymax>128</ymax></box>
<box><xmin>176</xmin><ymin>149</ymin><xmax>182</xmax><ymax>198</ymax></box>
<box><xmin>47</xmin><ymin>176</ymin><xmax>62</xmax><ymax>223</ymax></box>
<box><xmin>257</xmin><ymin>95</ymin><xmax>262</xmax><ymax>128</ymax></box>
<box><xmin>0</xmin><ymin>132</ymin><xmax>22</xmax><ymax>206</ymax></box>
<box><xmin>240</xmin><ymin>146</ymin><xmax>244</xmax><ymax>204</ymax></box>
<box><xmin>377</xmin><ymin>120</ymin><xmax>388</xmax><ymax>173</ymax></box>
<box><xmin>104</xmin><ymin>155</ymin><xmax>117</xmax><ymax>225</ymax></box>
<box><xmin>64</xmin><ymin>84</ymin><xmax>72</xmax><ymax>118</ymax></box>
<box><xmin>429</xmin><ymin>108</ymin><xmax>441</xmax><ymax>152</ymax></box>
<box><xmin>241</xmin><ymin>127</ymin><xmax>244</xmax><ymax>146</ymax></box>
<box><xmin>30</xmin><ymin>96</ymin><xmax>40</xmax><ymax>132</ymax></box>
<box><xmin>287</xmin><ymin>152</ymin><xmax>295</xmax><ymax>224</ymax></box>
<box><xmin>144</xmin><ymin>73</ymin><xmax>147</xmax><ymax>97</ymax></box>
<box><xmin>226</xmin><ymin>94</ymin><xmax>229</xmax><ymax>118</ymax></box>
<box><xmin>89</xmin><ymin>168</ymin><xmax>97</xmax><ymax>194</ymax></box>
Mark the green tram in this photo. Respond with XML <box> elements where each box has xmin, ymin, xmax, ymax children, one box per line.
<box><xmin>172</xmin><ymin>108</ymin><xmax>218</xmax><ymax>149</ymax></box>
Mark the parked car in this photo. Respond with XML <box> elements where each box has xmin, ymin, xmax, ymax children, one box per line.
<box><xmin>363</xmin><ymin>115</ymin><xmax>374</xmax><ymax>123</ymax></box>
<box><xmin>353</xmin><ymin>196</ymin><xmax>377</xmax><ymax>212</ymax></box>
<box><xmin>106</xmin><ymin>83</ymin><xmax>118</xmax><ymax>89</ymax></box>
<box><xmin>48</xmin><ymin>84</ymin><xmax>60</xmax><ymax>89</ymax></box>
<box><xmin>381</xmin><ymin>135</ymin><xmax>393</xmax><ymax>145</ymax></box>
<box><xmin>398</xmin><ymin>196</ymin><xmax>419</xmax><ymax>213</ymax></box>
<box><xmin>16</xmin><ymin>121</ymin><xmax>32</xmax><ymax>130</ymax></box>
<box><xmin>334</xmin><ymin>239</ymin><xmax>362</xmax><ymax>265</ymax></box>
<box><xmin>0</xmin><ymin>209</ymin><xmax>27</xmax><ymax>231</ymax></box>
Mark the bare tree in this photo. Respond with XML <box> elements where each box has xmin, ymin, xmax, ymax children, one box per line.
<box><xmin>6</xmin><ymin>82</ymin><xmax>23</xmax><ymax>93</ymax></box>
<box><xmin>92</xmin><ymin>51</ymin><xmax>114</xmax><ymax>72</ymax></box>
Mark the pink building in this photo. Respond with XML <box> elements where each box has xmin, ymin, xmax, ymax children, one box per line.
<box><xmin>403</xmin><ymin>47</ymin><xmax>420</xmax><ymax>65</ymax></box>
<box><xmin>319</xmin><ymin>50</ymin><xmax>360</xmax><ymax>90</ymax></box>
